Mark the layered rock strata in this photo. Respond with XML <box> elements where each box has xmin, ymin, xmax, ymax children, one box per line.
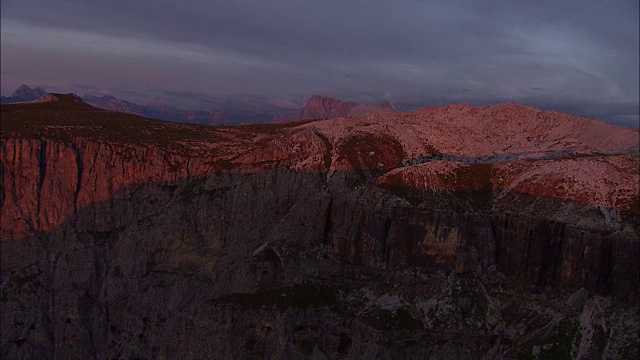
<box><xmin>1</xmin><ymin>96</ymin><xmax>638</xmax><ymax>359</ymax></box>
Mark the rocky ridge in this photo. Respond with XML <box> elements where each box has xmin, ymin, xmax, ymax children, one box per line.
<box><xmin>1</xmin><ymin>96</ymin><xmax>638</xmax><ymax>359</ymax></box>
<box><xmin>298</xmin><ymin>95</ymin><xmax>397</xmax><ymax>120</ymax></box>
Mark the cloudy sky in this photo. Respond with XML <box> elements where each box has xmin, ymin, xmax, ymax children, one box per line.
<box><xmin>1</xmin><ymin>0</ymin><xmax>638</xmax><ymax>125</ymax></box>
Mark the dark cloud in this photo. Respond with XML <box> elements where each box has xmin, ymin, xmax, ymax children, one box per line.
<box><xmin>1</xmin><ymin>0</ymin><xmax>637</xmax><ymax>126</ymax></box>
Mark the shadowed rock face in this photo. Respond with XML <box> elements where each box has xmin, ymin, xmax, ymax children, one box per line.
<box><xmin>1</xmin><ymin>97</ymin><xmax>638</xmax><ymax>359</ymax></box>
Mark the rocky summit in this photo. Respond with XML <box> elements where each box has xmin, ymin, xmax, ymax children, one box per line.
<box><xmin>298</xmin><ymin>95</ymin><xmax>397</xmax><ymax>120</ymax></box>
<box><xmin>1</xmin><ymin>96</ymin><xmax>638</xmax><ymax>359</ymax></box>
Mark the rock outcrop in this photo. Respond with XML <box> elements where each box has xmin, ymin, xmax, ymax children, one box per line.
<box><xmin>298</xmin><ymin>95</ymin><xmax>397</xmax><ymax>120</ymax></box>
<box><xmin>1</xmin><ymin>97</ymin><xmax>638</xmax><ymax>359</ymax></box>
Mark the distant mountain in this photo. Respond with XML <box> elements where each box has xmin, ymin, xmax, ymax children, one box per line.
<box><xmin>0</xmin><ymin>84</ymin><xmax>46</xmax><ymax>103</ymax></box>
<box><xmin>297</xmin><ymin>95</ymin><xmax>397</xmax><ymax>120</ymax></box>
<box><xmin>271</xmin><ymin>95</ymin><xmax>396</xmax><ymax>122</ymax></box>
<box><xmin>82</xmin><ymin>94</ymin><xmax>232</xmax><ymax>126</ymax></box>
<box><xmin>83</xmin><ymin>95</ymin><xmax>287</xmax><ymax>125</ymax></box>
<box><xmin>31</xmin><ymin>93</ymin><xmax>91</xmax><ymax>106</ymax></box>
<box><xmin>81</xmin><ymin>95</ymin><xmax>146</xmax><ymax>116</ymax></box>
<box><xmin>0</xmin><ymin>85</ymin><xmax>273</xmax><ymax>125</ymax></box>
<box><xmin>271</xmin><ymin>113</ymin><xmax>300</xmax><ymax>123</ymax></box>
<box><xmin>1</xmin><ymin>86</ymin><xmax>398</xmax><ymax>125</ymax></box>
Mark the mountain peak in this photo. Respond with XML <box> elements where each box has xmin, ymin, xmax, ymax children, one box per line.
<box><xmin>299</xmin><ymin>96</ymin><xmax>354</xmax><ymax>119</ymax></box>
<box><xmin>9</xmin><ymin>84</ymin><xmax>47</xmax><ymax>101</ymax></box>
<box><xmin>379</xmin><ymin>102</ymin><xmax>397</xmax><ymax>111</ymax></box>
<box><xmin>13</xmin><ymin>84</ymin><xmax>32</xmax><ymax>92</ymax></box>
<box><xmin>299</xmin><ymin>95</ymin><xmax>396</xmax><ymax>120</ymax></box>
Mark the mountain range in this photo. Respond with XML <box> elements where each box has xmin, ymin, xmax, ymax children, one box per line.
<box><xmin>1</xmin><ymin>85</ymin><xmax>399</xmax><ymax>125</ymax></box>
<box><xmin>1</xmin><ymin>93</ymin><xmax>638</xmax><ymax>359</ymax></box>
<box><xmin>0</xmin><ymin>84</ymin><xmax>46</xmax><ymax>103</ymax></box>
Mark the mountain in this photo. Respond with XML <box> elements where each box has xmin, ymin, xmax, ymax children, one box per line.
<box><xmin>30</xmin><ymin>92</ymin><xmax>91</xmax><ymax>106</ymax></box>
<box><xmin>1</xmin><ymin>96</ymin><xmax>639</xmax><ymax>359</ymax></box>
<box><xmin>1</xmin><ymin>86</ymin><xmax>398</xmax><ymax>125</ymax></box>
<box><xmin>271</xmin><ymin>112</ymin><xmax>300</xmax><ymax>122</ymax></box>
<box><xmin>81</xmin><ymin>94</ymin><xmax>146</xmax><ymax>115</ymax></box>
<box><xmin>0</xmin><ymin>85</ymin><xmax>264</xmax><ymax>125</ymax></box>
<box><xmin>0</xmin><ymin>84</ymin><xmax>46</xmax><ymax>103</ymax></box>
<box><xmin>84</xmin><ymin>93</ymin><xmax>396</xmax><ymax>124</ymax></box>
<box><xmin>83</xmin><ymin>93</ymin><xmax>398</xmax><ymax>125</ymax></box>
<box><xmin>82</xmin><ymin>94</ymin><xmax>232</xmax><ymax>125</ymax></box>
<box><xmin>82</xmin><ymin>94</ymin><xmax>285</xmax><ymax>125</ymax></box>
<box><xmin>298</xmin><ymin>95</ymin><xmax>397</xmax><ymax>120</ymax></box>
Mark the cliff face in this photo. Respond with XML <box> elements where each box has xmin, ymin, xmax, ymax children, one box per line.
<box><xmin>298</xmin><ymin>95</ymin><xmax>396</xmax><ymax>120</ymax></box>
<box><xmin>1</xmin><ymin>96</ymin><xmax>638</xmax><ymax>359</ymax></box>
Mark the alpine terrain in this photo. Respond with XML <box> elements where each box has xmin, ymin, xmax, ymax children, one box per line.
<box><xmin>1</xmin><ymin>94</ymin><xmax>638</xmax><ymax>359</ymax></box>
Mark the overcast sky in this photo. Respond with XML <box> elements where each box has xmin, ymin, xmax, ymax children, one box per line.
<box><xmin>1</xmin><ymin>0</ymin><xmax>638</xmax><ymax>125</ymax></box>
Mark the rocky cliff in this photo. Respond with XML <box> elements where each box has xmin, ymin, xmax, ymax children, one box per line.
<box><xmin>298</xmin><ymin>95</ymin><xmax>397</xmax><ymax>120</ymax></box>
<box><xmin>1</xmin><ymin>95</ymin><xmax>638</xmax><ymax>359</ymax></box>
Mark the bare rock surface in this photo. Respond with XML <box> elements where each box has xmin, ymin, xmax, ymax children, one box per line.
<box><xmin>1</xmin><ymin>96</ymin><xmax>638</xmax><ymax>359</ymax></box>
<box><xmin>298</xmin><ymin>95</ymin><xmax>397</xmax><ymax>120</ymax></box>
